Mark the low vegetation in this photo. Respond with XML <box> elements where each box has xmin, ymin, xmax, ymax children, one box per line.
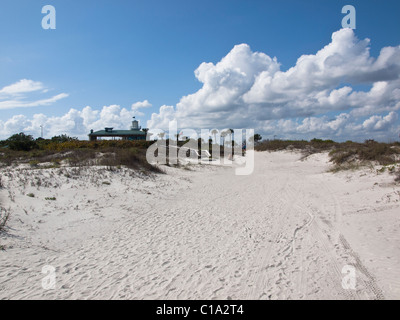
<box><xmin>0</xmin><ymin>134</ymin><xmax>165</xmax><ymax>239</ymax></box>
<box><xmin>255</xmin><ymin>138</ymin><xmax>338</xmax><ymax>152</ymax></box>
<box><xmin>328</xmin><ymin>140</ymin><xmax>400</xmax><ymax>166</ymax></box>
<box><xmin>1</xmin><ymin>133</ymin><xmax>399</xmax><ymax>178</ymax></box>
<box><xmin>256</xmin><ymin>139</ymin><xmax>400</xmax><ymax>176</ymax></box>
<box><xmin>0</xmin><ymin>134</ymin><xmax>162</xmax><ymax>174</ymax></box>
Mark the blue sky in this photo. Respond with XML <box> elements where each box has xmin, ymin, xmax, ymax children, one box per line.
<box><xmin>1</xmin><ymin>0</ymin><xmax>400</xmax><ymax>141</ymax></box>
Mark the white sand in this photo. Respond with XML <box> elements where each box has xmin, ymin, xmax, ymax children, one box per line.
<box><xmin>0</xmin><ymin>151</ymin><xmax>399</xmax><ymax>300</ymax></box>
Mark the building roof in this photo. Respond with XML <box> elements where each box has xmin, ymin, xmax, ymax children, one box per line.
<box><xmin>89</xmin><ymin>129</ymin><xmax>146</xmax><ymax>136</ymax></box>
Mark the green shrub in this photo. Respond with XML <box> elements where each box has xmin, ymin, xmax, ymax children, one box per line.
<box><xmin>329</xmin><ymin>141</ymin><xmax>398</xmax><ymax>166</ymax></box>
<box><xmin>100</xmin><ymin>148</ymin><xmax>163</xmax><ymax>173</ymax></box>
<box><xmin>43</xmin><ymin>140</ymin><xmax>154</xmax><ymax>152</ymax></box>
<box><xmin>255</xmin><ymin>139</ymin><xmax>337</xmax><ymax>152</ymax></box>
<box><xmin>6</xmin><ymin>133</ymin><xmax>38</xmax><ymax>151</ymax></box>
<box><xmin>0</xmin><ymin>138</ymin><xmax>161</xmax><ymax>174</ymax></box>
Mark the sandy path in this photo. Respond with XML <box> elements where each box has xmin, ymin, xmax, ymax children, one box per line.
<box><xmin>0</xmin><ymin>151</ymin><xmax>399</xmax><ymax>299</ymax></box>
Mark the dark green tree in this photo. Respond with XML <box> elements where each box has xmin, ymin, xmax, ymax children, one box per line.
<box><xmin>6</xmin><ymin>133</ymin><xmax>38</xmax><ymax>151</ymax></box>
<box><xmin>254</xmin><ymin>134</ymin><xmax>262</xmax><ymax>143</ymax></box>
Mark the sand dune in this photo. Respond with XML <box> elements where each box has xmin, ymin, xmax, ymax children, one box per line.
<box><xmin>0</xmin><ymin>151</ymin><xmax>399</xmax><ymax>299</ymax></box>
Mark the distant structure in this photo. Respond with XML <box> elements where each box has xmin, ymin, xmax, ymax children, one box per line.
<box><xmin>89</xmin><ymin>117</ymin><xmax>148</xmax><ymax>141</ymax></box>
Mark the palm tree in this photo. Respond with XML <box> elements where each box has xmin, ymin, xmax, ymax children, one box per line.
<box><xmin>220</xmin><ymin>129</ymin><xmax>234</xmax><ymax>147</ymax></box>
<box><xmin>158</xmin><ymin>132</ymin><xmax>165</xmax><ymax>140</ymax></box>
<box><xmin>220</xmin><ymin>131</ymin><xmax>227</xmax><ymax>147</ymax></box>
<box><xmin>249</xmin><ymin>133</ymin><xmax>262</xmax><ymax>145</ymax></box>
<box><xmin>228</xmin><ymin>129</ymin><xmax>234</xmax><ymax>147</ymax></box>
<box><xmin>211</xmin><ymin>129</ymin><xmax>218</xmax><ymax>145</ymax></box>
<box><xmin>254</xmin><ymin>133</ymin><xmax>262</xmax><ymax>144</ymax></box>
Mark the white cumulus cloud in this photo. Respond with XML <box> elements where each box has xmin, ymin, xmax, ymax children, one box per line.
<box><xmin>147</xmin><ymin>28</ymin><xmax>400</xmax><ymax>141</ymax></box>
<box><xmin>131</xmin><ymin>100</ymin><xmax>153</xmax><ymax>116</ymax></box>
<box><xmin>2</xmin><ymin>29</ymin><xmax>400</xmax><ymax>142</ymax></box>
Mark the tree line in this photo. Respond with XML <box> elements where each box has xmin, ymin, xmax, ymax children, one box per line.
<box><xmin>0</xmin><ymin>133</ymin><xmax>78</xmax><ymax>151</ymax></box>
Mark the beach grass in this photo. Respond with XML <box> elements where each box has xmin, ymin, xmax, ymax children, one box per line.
<box><xmin>0</xmin><ymin>140</ymin><xmax>163</xmax><ymax>174</ymax></box>
<box><xmin>255</xmin><ymin>139</ymin><xmax>400</xmax><ymax>172</ymax></box>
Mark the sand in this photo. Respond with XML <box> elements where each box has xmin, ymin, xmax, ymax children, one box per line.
<box><xmin>0</xmin><ymin>151</ymin><xmax>399</xmax><ymax>300</ymax></box>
